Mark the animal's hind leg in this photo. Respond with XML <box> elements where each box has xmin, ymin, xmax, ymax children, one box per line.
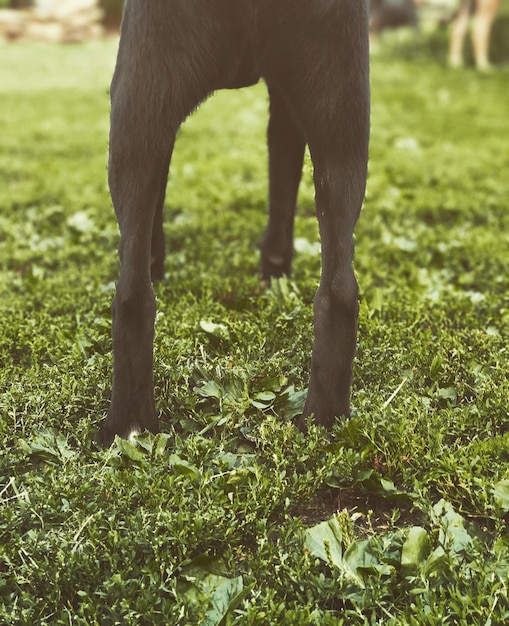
<box><xmin>261</xmin><ymin>86</ymin><xmax>306</xmax><ymax>280</ymax></box>
<box><xmin>301</xmin><ymin>134</ymin><xmax>368</xmax><ymax>428</ymax></box>
<box><xmin>101</xmin><ymin>87</ymin><xmax>173</xmax><ymax>445</ymax></box>
<box><xmin>261</xmin><ymin>2</ymin><xmax>370</xmax><ymax>429</ymax></box>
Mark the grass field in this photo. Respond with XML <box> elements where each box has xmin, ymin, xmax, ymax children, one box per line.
<box><xmin>1</xmin><ymin>27</ymin><xmax>509</xmax><ymax>625</ymax></box>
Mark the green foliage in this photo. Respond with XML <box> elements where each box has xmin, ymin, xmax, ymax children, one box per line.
<box><xmin>1</xmin><ymin>39</ymin><xmax>509</xmax><ymax>623</ymax></box>
<box><xmin>304</xmin><ymin>501</ymin><xmax>509</xmax><ymax>623</ymax></box>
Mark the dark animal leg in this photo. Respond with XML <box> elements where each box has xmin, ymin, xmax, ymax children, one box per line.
<box><xmin>101</xmin><ymin>98</ymin><xmax>172</xmax><ymax>445</ymax></box>
<box><xmin>300</xmin><ymin>144</ymin><xmax>367</xmax><ymax>428</ymax></box>
<box><xmin>261</xmin><ymin>2</ymin><xmax>370</xmax><ymax>429</ymax></box>
<box><xmin>261</xmin><ymin>86</ymin><xmax>306</xmax><ymax>280</ymax></box>
<box><xmin>101</xmin><ymin>19</ymin><xmax>195</xmax><ymax>445</ymax></box>
<box><xmin>302</xmin><ymin>103</ymin><xmax>369</xmax><ymax>428</ymax></box>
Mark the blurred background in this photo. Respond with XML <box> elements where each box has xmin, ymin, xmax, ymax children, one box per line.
<box><xmin>0</xmin><ymin>0</ymin><xmax>123</xmax><ymax>41</ymax></box>
<box><xmin>0</xmin><ymin>0</ymin><xmax>508</xmax><ymax>65</ymax></box>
